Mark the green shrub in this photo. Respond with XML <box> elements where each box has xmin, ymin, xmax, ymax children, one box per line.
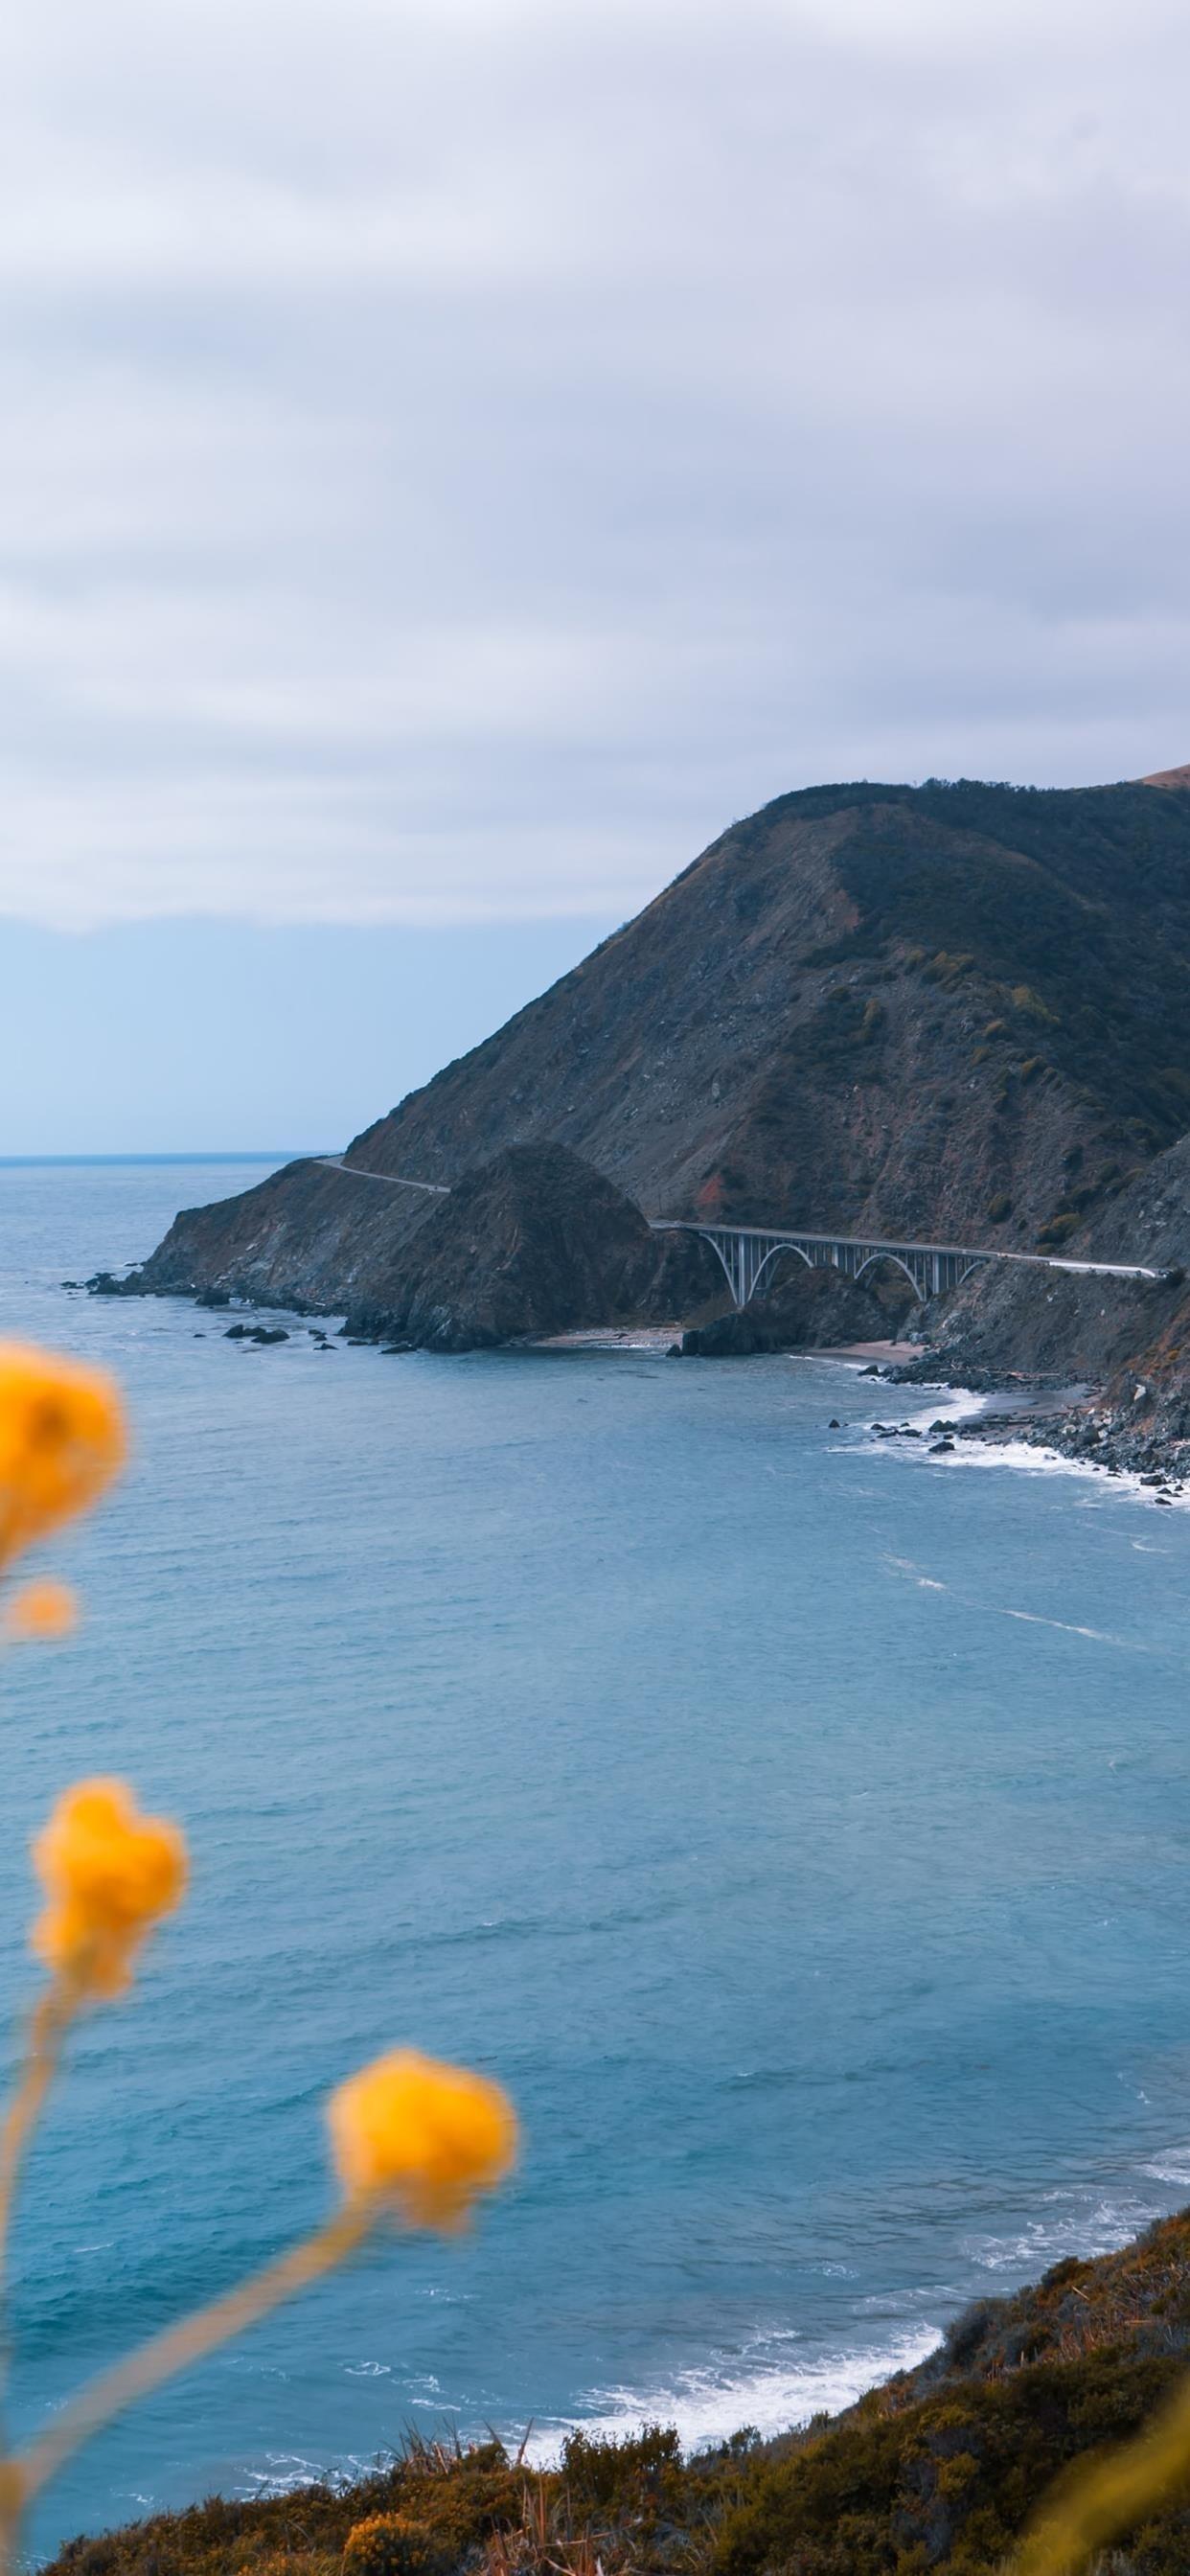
<box><xmin>343</xmin><ymin>2522</ymin><xmax>448</xmax><ymax>2576</ymax></box>
<box><xmin>561</xmin><ymin>2424</ymin><xmax>683</xmax><ymax>2517</ymax></box>
<box><xmin>1011</xmin><ymin>984</ymin><xmax>1059</xmax><ymax>1024</ymax></box>
<box><xmin>711</xmin><ymin>2354</ymin><xmax>1181</xmax><ymax>2576</ymax></box>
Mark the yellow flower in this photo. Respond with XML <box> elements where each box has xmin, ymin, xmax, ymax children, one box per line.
<box><xmin>328</xmin><ymin>2049</ymin><xmax>518</xmax><ymax>2229</ymax></box>
<box><xmin>32</xmin><ymin>1779</ymin><xmax>188</xmax><ymax>1999</ymax></box>
<box><xmin>0</xmin><ymin>1344</ymin><xmax>126</xmax><ymax>1569</ymax></box>
<box><xmin>5</xmin><ymin>1579</ymin><xmax>79</xmax><ymax>1641</ymax></box>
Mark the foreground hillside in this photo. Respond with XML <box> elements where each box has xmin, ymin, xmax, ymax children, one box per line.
<box><xmin>117</xmin><ymin>773</ymin><xmax>1190</xmax><ymax>1325</ymax></box>
<box><xmin>48</xmin><ymin>2208</ymin><xmax>1190</xmax><ymax>2576</ymax></box>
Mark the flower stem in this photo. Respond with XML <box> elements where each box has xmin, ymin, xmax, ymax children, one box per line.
<box><xmin>0</xmin><ymin>1988</ymin><xmax>73</xmax><ymax>2296</ymax></box>
<box><xmin>14</xmin><ymin>2202</ymin><xmax>375</xmax><ymax>2519</ymax></box>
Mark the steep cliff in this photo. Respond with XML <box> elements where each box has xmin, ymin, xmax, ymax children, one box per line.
<box><xmin>118</xmin><ymin>1155</ymin><xmax>439</xmax><ymax>1311</ymax></box>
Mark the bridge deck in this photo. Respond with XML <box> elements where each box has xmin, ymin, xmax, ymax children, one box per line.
<box><xmin>649</xmin><ymin>1218</ymin><xmax>1160</xmax><ymax>1283</ymax></box>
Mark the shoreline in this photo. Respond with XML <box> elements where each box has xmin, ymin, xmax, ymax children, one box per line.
<box><xmin>889</xmin><ymin>1372</ymin><xmax>1190</xmax><ymax>1506</ymax></box>
<box><xmin>449</xmin><ymin>1317</ymin><xmax>1190</xmax><ymax>1505</ymax></box>
<box><xmin>526</xmin><ymin>1327</ymin><xmax>922</xmax><ymax>1361</ymax></box>
<box><xmin>39</xmin><ymin>2200</ymin><xmax>1190</xmax><ymax>2576</ymax></box>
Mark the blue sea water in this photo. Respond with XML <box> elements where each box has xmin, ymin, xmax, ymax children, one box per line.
<box><xmin>3</xmin><ymin>1157</ymin><xmax>1190</xmax><ymax>2559</ymax></box>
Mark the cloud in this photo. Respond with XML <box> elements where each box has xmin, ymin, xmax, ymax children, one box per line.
<box><xmin>2</xmin><ymin>0</ymin><xmax>1189</xmax><ymax>926</ymax></box>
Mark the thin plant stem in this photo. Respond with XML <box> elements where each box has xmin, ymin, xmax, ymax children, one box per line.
<box><xmin>0</xmin><ymin>1986</ymin><xmax>74</xmax><ymax>2295</ymax></box>
<box><xmin>12</xmin><ymin>2200</ymin><xmax>376</xmax><ymax>2521</ymax></box>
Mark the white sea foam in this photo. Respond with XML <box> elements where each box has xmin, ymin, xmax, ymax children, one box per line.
<box><xmin>1141</xmin><ymin>2145</ymin><xmax>1190</xmax><ymax>2189</ymax></box>
<box><xmin>967</xmin><ymin>2199</ymin><xmax>1150</xmax><ymax>2273</ymax></box>
<box><xmin>881</xmin><ymin>1537</ymin><xmax>1151</xmax><ymax>1652</ymax></box>
<box><xmin>842</xmin><ymin>1369</ymin><xmax>1187</xmax><ymax>1514</ymax></box>
<box><xmin>521</xmin><ymin>2327</ymin><xmax>942</xmax><ymax>2462</ymax></box>
<box><xmin>943</xmin><ymin>1432</ymin><xmax>1190</xmax><ymax>1511</ymax></box>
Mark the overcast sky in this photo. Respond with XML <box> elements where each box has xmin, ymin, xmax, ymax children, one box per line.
<box><xmin>4</xmin><ymin>0</ymin><xmax>1190</xmax><ymax>1139</ymax></box>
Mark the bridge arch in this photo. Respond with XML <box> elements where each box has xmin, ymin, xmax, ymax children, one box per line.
<box><xmin>852</xmin><ymin>1251</ymin><xmax>927</xmax><ymax>1302</ymax></box>
<box><xmin>652</xmin><ymin>1219</ymin><xmax>996</xmax><ymax>1312</ymax></box>
<box><xmin>692</xmin><ymin>1230</ymin><xmax>746</xmax><ymax>1303</ymax></box>
<box><xmin>748</xmin><ymin>1240</ymin><xmax>815</xmax><ymax>1302</ymax></box>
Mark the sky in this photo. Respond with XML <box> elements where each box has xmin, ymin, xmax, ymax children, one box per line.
<box><xmin>4</xmin><ymin>0</ymin><xmax>1190</xmax><ymax>1146</ymax></box>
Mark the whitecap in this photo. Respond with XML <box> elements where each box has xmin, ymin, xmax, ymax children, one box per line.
<box><xmin>967</xmin><ymin>2199</ymin><xmax>1149</xmax><ymax>2272</ymax></box>
<box><xmin>521</xmin><ymin>2326</ymin><xmax>941</xmax><ymax>2461</ymax></box>
<box><xmin>1140</xmin><ymin>2148</ymin><xmax>1190</xmax><ymax>2188</ymax></box>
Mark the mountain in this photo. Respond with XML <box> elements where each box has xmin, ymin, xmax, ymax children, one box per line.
<box><xmin>122</xmin><ymin>774</ymin><xmax>1190</xmax><ymax>1322</ymax></box>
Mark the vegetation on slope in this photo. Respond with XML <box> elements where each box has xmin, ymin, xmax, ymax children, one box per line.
<box><xmin>43</xmin><ymin>2208</ymin><xmax>1190</xmax><ymax>2576</ymax></box>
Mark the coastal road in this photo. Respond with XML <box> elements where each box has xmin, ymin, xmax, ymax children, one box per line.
<box><xmin>312</xmin><ymin>1156</ymin><xmax>1167</xmax><ymax>1289</ymax></box>
<box><xmin>314</xmin><ymin>1155</ymin><xmax>448</xmax><ymax>1195</ymax></box>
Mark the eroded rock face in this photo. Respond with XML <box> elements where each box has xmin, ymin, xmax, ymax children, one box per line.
<box><xmin>893</xmin><ymin>1258</ymin><xmax>1179</xmax><ymax>1390</ymax></box>
<box><xmin>341</xmin><ymin>1143</ymin><xmax>723</xmax><ymax>1350</ymax></box>
<box><xmin>109</xmin><ymin>1157</ymin><xmax>439</xmax><ymax>1312</ymax></box>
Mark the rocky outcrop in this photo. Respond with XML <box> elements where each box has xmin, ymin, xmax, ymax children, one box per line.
<box><xmin>341</xmin><ymin>1144</ymin><xmax>722</xmax><ymax>1350</ymax></box>
<box><xmin>892</xmin><ymin>1258</ymin><xmax>1180</xmax><ymax>1390</ymax></box>
<box><xmin>104</xmin><ymin>1157</ymin><xmax>439</xmax><ymax>1312</ymax></box>
<box><xmin>682</xmin><ymin>1260</ymin><xmax>890</xmax><ymax>1355</ymax></box>
<box><xmin>884</xmin><ymin>1120</ymin><xmax>1190</xmax><ymax>1468</ymax></box>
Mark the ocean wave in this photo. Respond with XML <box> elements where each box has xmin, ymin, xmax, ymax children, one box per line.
<box><xmin>1140</xmin><ymin>2146</ymin><xmax>1190</xmax><ymax>2189</ymax></box>
<box><xmin>239</xmin><ymin>2451</ymin><xmax>384</xmax><ymax>2500</ymax></box>
<box><xmin>966</xmin><ymin>2198</ymin><xmax>1151</xmax><ymax>2273</ymax></box>
<box><xmin>522</xmin><ymin>2326</ymin><xmax>942</xmax><ymax>2460</ymax></box>
<box><xmin>943</xmin><ymin>1434</ymin><xmax>1190</xmax><ymax>1510</ymax></box>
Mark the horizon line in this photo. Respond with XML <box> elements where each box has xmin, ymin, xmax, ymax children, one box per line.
<box><xmin>0</xmin><ymin>1150</ymin><xmax>319</xmax><ymax>1167</ymax></box>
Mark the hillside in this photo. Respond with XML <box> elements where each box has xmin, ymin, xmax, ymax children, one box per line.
<box><xmin>347</xmin><ymin>775</ymin><xmax>1190</xmax><ymax>1235</ymax></box>
<box><xmin>46</xmin><ymin>2206</ymin><xmax>1190</xmax><ymax>2576</ymax></box>
<box><xmin>117</xmin><ymin>774</ymin><xmax>1190</xmax><ymax>1322</ymax></box>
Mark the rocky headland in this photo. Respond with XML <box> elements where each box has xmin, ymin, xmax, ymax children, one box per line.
<box><xmin>98</xmin><ymin>770</ymin><xmax>1190</xmax><ymax>1449</ymax></box>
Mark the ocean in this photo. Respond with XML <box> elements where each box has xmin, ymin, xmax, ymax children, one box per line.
<box><xmin>3</xmin><ymin>1156</ymin><xmax>1190</xmax><ymax>2559</ymax></box>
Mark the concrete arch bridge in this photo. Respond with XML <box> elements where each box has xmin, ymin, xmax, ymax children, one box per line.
<box><xmin>649</xmin><ymin>1222</ymin><xmax>1162</xmax><ymax>1310</ymax></box>
<box><xmin>649</xmin><ymin>1222</ymin><xmax>987</xmax><ymax>1308</ymax></box>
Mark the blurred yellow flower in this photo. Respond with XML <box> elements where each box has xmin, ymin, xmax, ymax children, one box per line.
<box><xmin>0</xmin><ymin>1345</ymin><xmax>125</xmax><ymax>1569</ymax></box>
<box><xmin>329</xmin><ymin>2048</ymin><xmax>518</xmax><ymax>2229</ymax></box>
<box><xmin>32</xmin><ymin>1779</ymin><xmax>188</xmax><ymax>1999</ymax></box>
<box><xmin>5</xmin><ymin>1580</ymin><xmax>79</xmax><ymax>1641</ymax></box>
